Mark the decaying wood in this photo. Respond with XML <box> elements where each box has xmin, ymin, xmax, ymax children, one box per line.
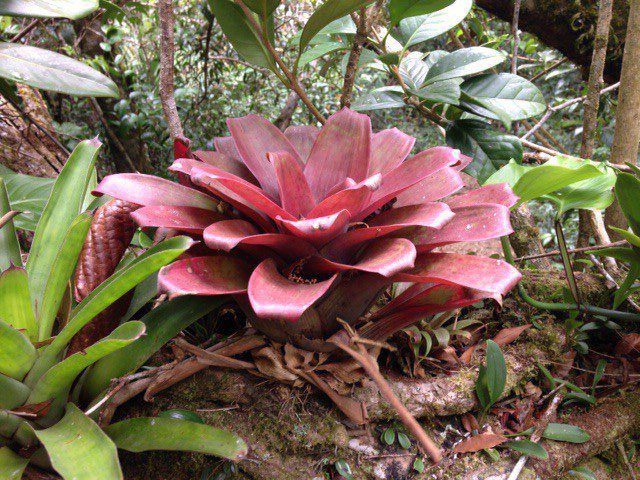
<box><xmin>508</xmin><ymin>203</ymin><xmax>552</xmax><ymax>269</ymax></box>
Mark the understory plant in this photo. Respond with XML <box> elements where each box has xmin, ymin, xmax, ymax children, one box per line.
<box><xmin>0</xmin><ymin>140</ymin><xmax>246</xmax><ymax>479</ymax></box>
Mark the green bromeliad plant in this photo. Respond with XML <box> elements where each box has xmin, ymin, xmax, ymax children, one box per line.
<box><xmin>0</xmin><ymin>140</ymin><xmax>246</xmax><ymax>479</ymax></box>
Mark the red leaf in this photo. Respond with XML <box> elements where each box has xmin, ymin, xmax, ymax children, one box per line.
<box><xmin>453</xmin><ymin>433</ymin><xmax>507</xmax><ymax>453</ymax></box>
<box><xmin>492</xmin><ymin>324</ymin><xmax>531</xmax><ymax>347</ymax></box>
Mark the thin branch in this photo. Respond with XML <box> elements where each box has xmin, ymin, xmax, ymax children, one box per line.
<box><xmin>530</xmin><ymin>57</ymin><xmax>568</xmax><ymax>82</ymax></box>
<box><xmin>0</xmin><ymin>210</ymin><xmax>21</xmax><ymax>229</ymax></box>
<box><xmin>235</xmin><ymin>0</ymin><xmax>326</xmax><ymax>124</ymax></box>
<box><xmin>10</xmin><ymin>19</ymin><xmax>40</xmax><ymax>42</ymax></box>
<box><xmin>514</xmin><ymin>240</ymin><xmax>626</xmax><ymax>261</ymax></box>
<box><xmin>447</xmin><ymin>29</ymin><xmax>465</xmax><ymax>48</ymax></box>
<box><xmin>340</xmin><ymin>8</ymin><xmax>367</xmax><ymax>108</ymax></box>
<box><xmin>158</xmin><ymin>0</ymin><xmax>184</xmax><ymax>141</ymax></box>
<box><xmin>589</xmin><ymin>253</ymin><xmax>640</xmax><ymax>312</ymax></box>
<box><xmin>88</xmin><ymin>98</ymin><xmax>137</xmax><ymax>172</ymax></box>
<box><xmin>510</xmin><ymin>0</ymin><xmax>522</xmax><ymax>74</ymax></box>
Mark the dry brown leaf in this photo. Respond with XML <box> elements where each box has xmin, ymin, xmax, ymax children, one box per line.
<box><xmin>492</xmin><ymin>324</ymin><xmax>531</xmax><ymax>347</ymax></box>
<box><xmin>452</xmin><ymin>432</ymin><xmax>507</xmax><ymax>453</ymax></box>
<box><xmin>10</xmin><ymin>399</ymin><xmax>52</xmax><ymax>419</ymax></box>
<box><xmin>614</xmin><ymin>333</ymin><xmax>640</xmax><ymax>356</ymax></box>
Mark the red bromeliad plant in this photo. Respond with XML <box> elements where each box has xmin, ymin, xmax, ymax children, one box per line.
<box><xmin>94</xmin><ymin>108</ymin><xmax>521</xmax><ymax>352</ymax></box>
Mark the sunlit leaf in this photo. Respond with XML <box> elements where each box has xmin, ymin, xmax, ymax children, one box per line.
<box><xmin>505</xmin><ymin>439</ymin><xmax>548</xmax><ymax>459</ymax></box>
<box><xmin>0</xmin><ymin>318</ymin><xmax>36</xmax><ymax>380</ymax></box>
<box><xmin>388</xmin><ymin>0</ymin><xmax>455</xmax><ymax>26</ymax></box>
<box><xmin>0</xmin><ymin>267</ymin><xmax>37</xmax><ymax>339</ymax></box>
<box><xmin>541</xmin><ymin>423</ymin><xmax>589</xmax><ymax>443</ymax></box>
<box><xmin>423</xmin><ymin>47</ymin><xmax>505</xmax><ymax>84</ymax></box>
<box><xmin>0</xmin><ymin>0</ymin><xmax>98</xmax><ymax>19</ymax></box>
<box><xmin>396</xmin><ymin>0</ymin><xmax>472</xmax><ymax>47</ymax></box>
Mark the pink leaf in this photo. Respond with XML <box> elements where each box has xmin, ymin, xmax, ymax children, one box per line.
<box><xmin>415</xmin><ymin>204</ymin><xmax>513</xmax><ymax>251</ymax></box>
<box><xmin>158</xmin><ymin>255</ymin><xmax>251</xmax><ymax>297</ymax></box>
<box><xmin>248</xmin><ymin>258</ymin><xmax>337</xmax><ymax>320</ymax></box>
<box><xmin>214</xmin><ymin>136</ymin><xmax>241</xmax><ymax>162</ymax></box>
<box><xmin>304</xmin><ymin>108</ymin><xmax>371</xmax><ymax>201</ymax></box>
<box><xmin>395</xmin><ymin>167</ymin><xmax>464</xmax><ymax>207</ymax></box>
<box><xmin>307</xmin><ymin>174</ymin><xmax>381</xmax><ymax>218</ymax></box>
<box><xmin>192</xmin><ymin>150</ymin><xmax>258</xmax><ymax>184</ymax></box>
<box><xmin>132</xmin><ymin>206</ymin><xmax>225</xmax><ymax>234</ymax></box>
<box><xmin>284</xmin><ymin>125</ymin><xmax>319</xmax><ymax>162</ymax></box>
<box><xmin>204</xmin><ymin>219</ymin><xmax>317</xmax><ymax>259</ymax></box>
<box><xmin>227</xmin><ymin>114</ymin><xmax>302</xmax><ymax>200</ymax></box>
<box><xmin>307</xmin><ymin>238</ymin><xmax>417</xmax><ymax>277</ymax></box>
<box><xmin>93</xmin><ymin>174</ymin><xmax>218</xmax><ymax>210</ymax></box>
<box><xmin>394</xmin><ymin>252</ymin><xmax>521</xmax><ymax>294</ymax></box>
<box><xmin>277</xmin><ymin>210</ymin><xmax>350</xmax><ymax>247</ymax></box>
<box><xmin>447</xmin><ymin>183</ymin><xmax>518</xmax><ymax>209</ymax></box>
<box><xmin>270</xmin><ymin>151</ymin><xmax>315</xmax><ymax>217</ymax></box>
<box><xmin>368</xmin><ymin>127</ymin><xmax>415</xmax><ymax>176</ymax></box>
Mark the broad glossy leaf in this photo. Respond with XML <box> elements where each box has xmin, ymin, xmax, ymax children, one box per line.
<box><xmin>26</xmin><ymin>139</ymin><xmax>100</xmax><ymax>331</ymax></box>
<box><xmin>0</xmin><ymin>318</ymin><xmax>36</xmax><ymax>380</ymax></box>
<box><xmin>82</xmin><ymin>296</ymin><xmax>225</xmax><ymax>401</ymax></box>
<box><xmin>351</xmin><ymin>86</ymin><xmax>405</xmax><ymax>111</ymax></box>
<box><xmin>208</xmin><ymin>0</ymin><xmax>275</xmax><ymax>70</ymax></box>
<box><xmin>424</xmin><ymin>47</ymin><xmax>505</xmax><ymax>84</ymax></box>
<box><xmin>506</xmin><ymin>439</ymin><xmax>548</xmax><ymax>459</ymax></box>
<box><xmin>446</xmin><ymin>119</ymin><xmax>522</xmax><ymax>183</ymax></box>
<box><xmin>485</xmin><ymin>340</ymin><xmax>506</xmax><ymax>403</ymax></box>
<box><xmin>0</xmin><ymin>43</ymin><xmax>117</xmax><ymax>97</ymax></box>
<box><xmin>615</xmin><ymin>173</ymin><xmax>640</xmax><ymax>235</ymax></box>
<box><xmin>396</xmin><ymin>0</ymin><xmax>472</xmax><ymax>47</ymax></box>
<box><xmin>414</xmin><ymin>79</ymin><xmax>461</xmax><ymax>104</ymax></box>
<box><xmin>299</xmin><ymin>41</ymin><xmax>346</xmax><ymax>67</ymax></box>
<box><xmin>543</xmin><ymin>167</ymin><xmax>615</xmax><ymax>214</ymax></box>
<box><xmin>34</xmin><ymin>404</ymin><xmax>122</xmax><ymax>480</ymax></box>
<box><xmin>0</xmin><ymin>373</ymin><xmax>30</xmax><ymax>409</ymax></box>
<box><xmin>0</xmin><ymin>447</ymin><xmax>28</xmax><ymax>480</ymax></box>
<box><xmin>0</xmin><ymin>267</ymin><xmax>37</xmax><ymax>339</ymax></box>
<box><xmin>28</xmin><ymin>322</ymin><xmax>145</xmax><ymax>423</ymax></box>
<box><xmin>104</xmin><ymin>417</ymin><xmax>247</xmax><ymax>461</ymax></box>
<box><xmin>0</xmin><ymin>0</ymin><xmax>98</xmax><ymax>19</ymax></box>
<box><xmin>299</xmin><ymin>0</ymin><xmax>375</xmax><ymax>52</ymax></box>
<box><xmin>242</xmin><ymin>0</ymin><xmax>280</xmax><ymax>16</ymax></box>
<box><xmin>29</xmin><ymin>236</ymin><xmax>195</xmax><ymax>383</ymax></box>
<box><xmin>389</xmin><ymin>0</ymin><xmax>455</xmax><ymax>26</ymax></box>
<box><xmin>460</xmin><ymin>73</ymin><xmax>546</xmax><ymax>122</ymax></box>
<box><xmin>317</xmin><ymin>15</ymin><xmax>356</xmax><ymax>35</ymax></box>
<box><xmin>483</xmin><ymin>159</ymin><xmax>525</xmax><ymax>187</ymax></box>
<box><xmin>38</xmin><ymin>213</ymin><xmax>91</xmax><ymax>340</ymax></box>
<box><xmin>399</xmin><ymin>52</ymin><xmax>429</xmax><ymax>90</ymax></box>
<box><xmin>0</xmin><ymin>165</ymin><xmax>53</xmax><ymax>231</ymax></box>
<box><xmin>541</xmin><ymin>423</ymin><xmax>589</xmax><ymax>443</ymax></box>
<box><xmin>0</xmin><ymin>179</ymin><xmax>20</xmax><ymax>270</ymax></box>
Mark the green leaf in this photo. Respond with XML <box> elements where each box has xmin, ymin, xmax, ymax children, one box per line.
<box><xmin>242</xmin><ymin>0</ymin><xmax>280</xmax><ymax>16</ymax></box>
<box><xmin>615</xmin><ymin>173</ymin><xmax>640</xmax><ymax>235</ymax></box>
<box><xmin>0</xmin><ymin>373</ymin><xmax>30</xmax><ymax>409</ymax></box>
<box><xmin>414</xmin><ymin>79</ymin><xmax>461</xmax><ymax>104</ymax></box>
<box><xmin>119</xmin><ymin>272</ymin><xmax>158</xmax><ymax>323</ymax></box>
<box><xmin>475</xmin><ymin>364</ymin><xmax>490</xmax><ymax>408</ymax></box>
<box><xmin>446</xmin><ymin>119</ymin><xmax>522</xmax><ymax>183</ymax></box>
<box><xmin>423</xmin><ymin>47</ymin><xmax>505</xmax><ymax>84</ymax></box>
<box><xmin>567</xmin><ymin>466</ymin><xmax>597</xmax><ymax>480</ymax></box>
<box><xmin>34</xmin><ymin>404</ymin><xmax>122</xmax><ymax>480</ymax></box>
<box><xmin>81</xmin><ymin>296</ymin><xmax>225</xmax><ymax>401</ymax></box>
<box><xmin>397</xmin><ymin>432</ymin><xmax>411</xmax><ymax>449</ymax></box>
<box><xmin>0</xmin><ymin>318</ymin><xmax>36</xmax><ymax>380</ymax></box>
<box><xmin>298</xmin><ymin>41</ymin><xmax>346</xmax><ymax>67</ymax></box>
<box><xmin>158</xmin><ymin>409</ymin><xmax>204</xmax><ymax>424</ymax></box>
<box><xmin>382</xmin><ymin>427</ymin><xmax>395</xmax><ymax>445</ymax></box>
<box><xmin>0</xmin><ymin>0</ymin><xmax>98</xmax><ymax>19</ymax></box>
<box><xmin>397</xmin><ymin>0</ymin><xmax>472</xmax><ymax>48</ymax></box>
<box><xmin>388</xmin><ymin>0</ymin><xmax>455</xmax><ymax>26</ymax></box>
<box><xmin>26</xmin><ymin>139</ymin><xmax>100</xmax><ymax>335</ymax></box>
<box><xmin>0</xmin><ymin>446</ymin><xmax>28</xmax><ymax>480</ymax></box>
<box><xmin>28</xmin><ymin>322</ymin><xmax>145</xmax><ymax>423</ymax></box>
<box><xmin>485</xmin><ymin>340</ymin><xmax>506</xmax><ymax>403</ymax></box>
<box><xmin>613</xmin><ymin>261</ymin><xmax>640</xmax><ymax>309</ymax></box>
<box><xmin>505</xmin><ymin>439</ymin><xmax>548</xmax><ymax>459</ymax></box>
<box><xmin>208</xmin><ymin>0</ymin><xmax>275</xmax><ymax>70</ymax></box>
<box><xmin>0</xmin><ymin>179</ymin><xmax>20</xmax><ymax>270</ymax></box>
<box><xmin>38</xmin><ymin>213</ymin><xmax>91</xmax><ymax>340</ymax></box>
<box><xmin>399</xmin><ymin>53</ymin><xmax>430</xmax><ymax>90</ymax></box>
<box><xmin>589</xmin><ymin>246</ymin><xmax>640</xmax><ymax>264</ymax></box>
<box><xmin>299</xmin><ymin>0</ymin><xmax>375</xmax><ymax>52</ymax></box>
<box><xmin>543</xmin><ymin>167</ymin><xmax>615</xmax><ymax>215</ymax></box>
<box><xmin>104</xmin><ymin>417</ymin><xmax>247</xmax><ymax>461</ymax></box>
<box><xmin>609</xmin><ymin>227</ymin><xmax>640</xmax><ymax>248</ymax></box>
<box><xmin>0</xmin><ymin>267</ymin><xmax>37</xmax><ymax>339</ymax></box>
<box><xmin>460</xmin><ymin>73</ymin><xmax>546</xmax><ymax>122</ymax></box>
<box><xmin>351</xmin><ymin>86</ymin><xmax>406</xmax><ymax>111</ymax></box>
<box><xmin>510</xmin><ymin>156</ymin><xmax>606</xmax><ymax>201</ymax></box>
<box><xmin>0</xmin><ymin>43</ymin><xmax>117</xmax><ymax>97</ymax></box>
<box><xmin>483</xmin><ymin>159</ymin><xmax>526</xmax><ymax>188</ymax></box>
<box><xmin>0</xmin><ymin>77</ymin><xmax>20</xmax><ymax>105</ymax></box>
<box><xmin>542</xmin><ymin>423</ymin><xmax>589</xmax><ymax>443</ymax></box>
<box><xmin>0</xmin><ymin>165</ymin><xmax>54</xmax><ymax>231</ymax></box>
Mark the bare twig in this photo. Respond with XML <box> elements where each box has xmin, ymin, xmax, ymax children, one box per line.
<box><xmin>514</xmin><ymin>240</ymin><xmax>626</xmax><ymax>261</ymax></box>
<box><xmin>235</xmin><ymin>0</ymin><xmax>326</xmax><ymax>124</ymax></box>
<box><xmin>529</xmin><ymin>57</ymin><xmax>569</xmax><ymax>81</ymax></box>
<box><xmin>447</xmin><ymin>29</ymin><xmax>465</xmax><ymax>48</ymax></box>
<box><xmin>589</xmin><ymin>254</ymin><xmax>640</xmax><ymax>312</ymax></box>
<box><xmin>88</xmin><ymin>98</ymin><xmax>137</xmax><ymax>171</ymax></box>
<box><xmin>617</xmin><ymin>441</ymin><xmax>638</xmax><ymax>480</ymax></box>
<box><xmin>274</xmin><ymin>91</ymin><xmax>299</xmax><ymax>130</ymax></box>
<box><xmin>158</xmin><ymin>0</ymin><xmax>184</xmax><ymax>141</ymax></box>
<box><xmin>10</xmin><ymin>19</ymin><xmax>40</xmax><ymax>42</ymax></box>
<box><xmin>340</xmin><ymin>8</ymin><xmax>367</xmax><ymax>108</ymax></box>
<box><xmin>511</xmin><ymin>0</ymin><xmax>522</xmax><ymax>74</ymax></box>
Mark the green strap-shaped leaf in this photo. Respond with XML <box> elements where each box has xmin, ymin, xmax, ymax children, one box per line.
<box><xmin>485</xmin><ymin>340</ymin><xmax>506</xmax><ymax>404</ymax></box>
<box><xmin>0</xmin><ymin>179</ymin><xmax>20</xmax><ymax>270</ymax></box>
<box><xmin>28</xmin><ymin>322</ymin><xmax>145</xmax><ymax>425</ymax></box>
<box><xmin>614</xmin><ymin>261</ymin><xmax>640</xmax><ymax>309</ymax></box>
<box><xmin>82</xmin><ymin>296</ymin><xmax>226</xmax><ymax>401</ymax></box>
<box><xmin>104</xmin><ymin>417</ymin><xmax>247</xmax><ymax>461</ymax></box>
<box><xmin>0</xmin><ymin>267</ymin><xmax>37</xmax><ymax>339</ymax></box>
<box><xmin>0</xmin><ymin>165</ymin><xmax>54</xmax><ymax>231</ymax></box>
<box><xmin>505</xmin><ymin>439</ymin><xmax>548</xmax><ymax>459</ymax></box>
<box><xmin>615</xmin><ymin>173</ymin><xmax>640</xmax><ymax>235</ymax></box>
<box><xmin>27</xmin><ymin>236</ymin><xmax>195</xmax><ymax>386</ymax></box>
<box><xmin>397</xmin><ymin>0</ymin><xmax>472</xmax><ymax>48</ymax></box>
<box><xmin>34</xmin><ymin>404</ymin><xmax>122</xmax><ymax>480</ymax></box>
<box><xmin>0</xmin><ymin>43</ymin><xmax>118</xmax><ymax>97</ymax></box>
<box><xmin>26</xmin><ymin>139</ymin><xmax>100</xmax><ymax>329</ymax></box>
<box><xmin>423</xmin><ymin>47</ymin><xmax>505</xmax><ymax>84</ymax></box>
<box><xmin>541</xmin><ymin>423</ymin><xmax>589</xmax><ymax>443</ymax></box>
<box><xmin>299</xmin><ymin>0</ymin><xmax>375</xmax><ymax>52</ymax></box>
<box><xmin>0</xmin><ymin>446</ymin><xmax>28</xmax><ymax>480</ymax></box>
<box><xmin>38</xmin><ymin>213</ymin><xmax>91</xmax><ymax>340</ymax></box>
<box><xmin>0</xmin><ymin>373</ymin><xmax>30</xmax><ymax>409</ymax></box>
<box><xmin>0</xmin><ymin>318</ymin><xmax>36</xmax><ymax>380</ymax></box>
<box><xmin>208</xmin><ymin>0</ymin><xmax>276</xmax><ymax>71</ymax></box>
<box><xmin>0</xmin><ymin>0</ymin><xmax>98</xmax><ymax>19</ymax></box>
<box><xmin>543</xmin><ymin>167</ymin><xmax>615</xmax><ymax>215</ymax></box>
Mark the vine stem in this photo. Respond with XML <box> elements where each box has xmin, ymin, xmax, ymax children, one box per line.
<box><xmin>235</xmin><ymin>0</ymin><xmax>326</xmax><ymax>124</ymax></box>
<box><xmin>332</xmin><ymin>337</ymin><xmax>443</xmax><ymax>463</ymax></box>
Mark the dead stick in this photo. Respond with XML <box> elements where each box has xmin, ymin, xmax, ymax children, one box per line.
<box><xmin>514</xmin><ymin>240</ymin><xmax>626</xmax><ymax>261</ymax></box>
<box><xmin>158</xmin><ymin>0</ymin><xmax>184</xmax><ymax>141</ymax></box>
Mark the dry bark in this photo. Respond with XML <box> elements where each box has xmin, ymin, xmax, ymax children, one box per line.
<box><xmin>508</xmin><ymin>203</ymin><xmax>552</xmax><ymax>269</ymax></box>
